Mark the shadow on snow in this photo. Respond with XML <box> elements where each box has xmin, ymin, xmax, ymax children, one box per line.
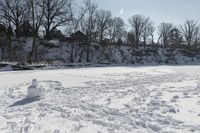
<box><xmin>10</xmin><ymin>96</ymin><xmax>41</xmax><ymax>107</ymax></box>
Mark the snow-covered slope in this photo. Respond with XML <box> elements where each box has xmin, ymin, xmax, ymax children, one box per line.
<box><xmin>1</xmin><ymin>38</ymin><xmax>200</xmax><ymax>65</ymax></box>
<box><xmin>0</xmin><ymin>66</ymin><xmax>200</xmax><ymax>133</ymax></box>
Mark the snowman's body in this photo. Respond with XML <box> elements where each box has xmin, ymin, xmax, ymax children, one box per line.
<box><xmin>27</xmin><ymin>79</ymin><xmax>44</xmax><ymax>98</ymax></box>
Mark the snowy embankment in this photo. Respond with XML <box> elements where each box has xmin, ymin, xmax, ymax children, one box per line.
<box><xmin>0</xmin><ymin>66</ymin><xmax>200</xmax><ymax>133</ymax></box>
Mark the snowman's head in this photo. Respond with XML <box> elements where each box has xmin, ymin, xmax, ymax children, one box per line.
<box><xmin>32</xmin><ymin>79</ymin><xmax>38</xmax><ymax>87</ymax></box>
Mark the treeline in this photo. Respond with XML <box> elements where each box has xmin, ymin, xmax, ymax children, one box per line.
<box><xmin>0</xmin><ymin>0</ymin><xmax>200</xmax><ymax>63</ymax></box>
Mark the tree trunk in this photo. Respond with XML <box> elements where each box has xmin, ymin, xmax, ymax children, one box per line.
<box><xmin>1</xmin><ymin>46</ymin><xmax>4</xmax><ymax>61</ymax></box>
<box><xmin>131</xmin><ymin>43</ymin><xmax>135</xmax><ymax>64</ymax></box>
<box><xmin>100</xmin><ymin>31</ymin><xmax>103</xmax><ymax>45</ymax></box>
<box><xmin>46</xmin><ymin>31</ymin><xmax>50</xmax><ymax>40</ymax></box>
<box><xmin>70</xmin><ymin>42</ymin><xmax>75</xmax><ymax>63</ymax></box>
<box><xmin>33</xmin><ymin>36</ymin><xmax>37</xmax><ymax>61</ymax></box>
<box><xmin>86</xmin><ymin>43</ymin><xmax>90</xmax><ymax>62</ymax></box>
<box><xmin>136</xmin><ymin>34</ymin><xmax>139</xmax><ymax>49</ymax></box>
<box><xmin>29</xmin><ymin>30</ymin><xmax>38</xmax><ymax>63</ymax></box>
<box><xmin>151</xmin><ymin>35</ymin><xmax>154</xmax><ymax>45</ymax></box>
<box><xmin>7</xmin><ymin>36</ymin><xmax>12</xmax><ymax>61</ymax></box>
<box><xmin>79</xmin><ymin>48</ymin><xmax>86</xmax><ymax>63</ymax></box>
<box><xmin>45</xmin><ymin>24</ymin><xmax>51</xmax><ymax>40</ymax></box>
<box><xmin>143</xmin><ymin>36</ymin><xmax>146</xmax><ymax>49</ymax></box>
<box><xmin>15</xmin><ymin>23</ymin><xmax>20</xmax><ymax>38</ymax></box>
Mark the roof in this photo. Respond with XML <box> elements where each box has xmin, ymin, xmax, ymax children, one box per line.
<box><xmin>70</xmin><ymin>31</ymin><xmax>88</xmax><ymax>42</ymax></box>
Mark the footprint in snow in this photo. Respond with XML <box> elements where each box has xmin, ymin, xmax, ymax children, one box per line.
<box><xmin>171</xmin><ymin>95</ymin><xmax>179</xmax><ymax>103</ymax></box>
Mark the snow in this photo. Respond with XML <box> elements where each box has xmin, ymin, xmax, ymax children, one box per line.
<box><xmin>0</xmin><ymin>66</ymin><xmax>200</xmax><ymax>132</ymax></box>
<box><xmin>0</xmin><ymin>65</ymin><xmax>13</xmax><ymax>71</ymax></box>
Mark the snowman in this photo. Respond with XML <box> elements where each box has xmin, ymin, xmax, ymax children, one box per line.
<box><xmin>27</xmin><ymin>79</ymin><xmax>44</xmax><ymax>98</ymax></box>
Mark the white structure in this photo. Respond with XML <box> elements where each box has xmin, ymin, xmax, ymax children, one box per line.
<box><xmin>27</xmin><ymin>79</ymin><xmax>44</xmax><ymax>98</ymax></box>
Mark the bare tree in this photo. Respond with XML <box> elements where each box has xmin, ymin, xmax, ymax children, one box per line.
<box><xmin>128</xmin><ymin>15</ymin><xmax>150</xmax><ymax>49</ymax></box>
<box><xmin>26</xmin><ymin>0</ymin><xmax>46</xmax><ymax>62</ymax></box>
<box><xmin>68</xmin><ymin>0</ymin><xmax>98</xmax><ymax>63</ymax></box>
<box><xmin>0</xmin><ymin>0</ymin><xmax>27</xmax><ymax>37</ymax></box>
<box><xmin>68</xmin><ymin>0</ymin><xmax>89</xmax><ymax>33</ymax></box>
<box><xmin>68</xmin><ymin>0</ymin><xmax>89</xmax><ymax>63</ymax></box>
<box><xmin>148</xmin><ymin>24</ymin><xmax>156</xmax><ymax>45</ymax></box>
<box><xmin>180</xmin><ymin>20</ymin><xmax>200</xmax><ymax>46</ymax></box>
<box><xmin>42</xmin><ymin>0</ymin><xmax>71</xmax><ymax>39</ymax></box>
<box><xmin>82</xmin><ymin>0</ymin><xmax>98</xmax><ymax>62</ymax></box>
<box><xmin>0</xmin><ymin>0</ymin><xmax>26</xmax><ymax>60</ymax></box>
<box><xmin>141</xmin><ymin>21</ymin><xmax>155</xmax><ymax>47</ymax></box>
<box><xmin>107</xmin><ymin>17</ymin><xmax>125</xmax><ymax>44</ymax></box>
<box><xmin>158</xmin><ymin>22</ymin><xmax>174</xmax><ymax>46</ymax></box>
<box><xmin>96</xmin><ymin>9</ymin><xmax>112</xmax><ymax>45</ymax></box>
<box><xmin>84</xmin><ymin>0</ymin><xmax>98</xmax><ymax>42</ymax></box>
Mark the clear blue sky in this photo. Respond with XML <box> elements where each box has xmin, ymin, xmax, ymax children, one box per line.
<box><xmin>92</xmin><ymin>0</ymin><xmax>200</xmax><ymax>26</ymax></box>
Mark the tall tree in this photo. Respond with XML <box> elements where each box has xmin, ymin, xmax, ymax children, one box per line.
<box><xmin>141</xmin><ymin>21</ymin><xmax>155</xmax><ymax>47</ymax></box>
<box><xmin>0</xmin><ymin>0</ymin><xmax>25</xmax><ymax>60</ymax></box>
<box><xmin>107</xmin><ymin>17</ymin><xmax>125</xmax><ymax>44</ymax></box>
<box><xmin>68</xmin><ymin>0</ymin><xmax>89</xmax><ymax>63</ymax></box>
<box><xmin>148</xmin><ymin>24</ymin><xmax>156</xmax><ymax>45</ymax></box>
<box><xmin>128</xmin><ymin>15</ymin><xmax>150</xmax><ymax>49</ymax></box>
<box><xmin>158</xmin><ymin>22</ymin><xmax>174</xmax><ymax>46</ymax></box>
<box><xmin>68</xmin><ymin>0</ymin><xmax>89</xmax><ymax>33</ymax></box>
<box><xmin>0</xmin><ymin>0</ymin><xmax>27</xmax><ymax>37</ymax></box>
<box><xmin>43</xmin><ymin>0</ymin><xmax>71</xmax><ymax>39</ymax></box>
<box><xmin>27</xmin><ymin>0</ymin><xmax>46</xmax><ymax>62</ymax></box>
<box><xmin>180</xmin><ymin>20</ymin><xmax>200</xmax><ymax>46</ymax></box>
<box><xmin>82</xmin><ymin>0</ymin><xmax>98</xmax><ymax>62</ymax></box>
<box><xmin>96</xmin><ymin>9</ymin><xmax>112</xmax><ymax>45</ymax></box>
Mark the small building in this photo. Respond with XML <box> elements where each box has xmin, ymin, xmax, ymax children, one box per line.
<box><xmin>102</xmin><ymin>38</ymin><xmax>111</xmax><ymax>46</ymax></box>
<box><xmin>39</xmin><ymin>40</ymin><xmax>61</xmax><ymax>48</ymax></box>
<box><xmin>0</xmin><ymin>24</ymin><xmax>8</xmax><ymax>37</ymax></box>
<box><xmin>70</xmin><ymin>31</ymin><xmax>88</xmax><ymax>43</ymax></box>
<box><xmin>64</xmin><ymin>37</ymin><xmax>73</xmax><ymax>43</ymax></box>
<box><xmin>17</xmin><ymin>21</ymin><xmax>33</xmax><ymax>37</ymax></box>
<box><xmin>48</xmin><ymin>29</ymin><xmax>65</xmax><ymax>40</ymax></box>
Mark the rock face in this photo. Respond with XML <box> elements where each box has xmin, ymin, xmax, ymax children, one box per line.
<box><xmin>27</xmin><ymin>79</ymin><xmax>44</xmax><ymax>98</ymax></box>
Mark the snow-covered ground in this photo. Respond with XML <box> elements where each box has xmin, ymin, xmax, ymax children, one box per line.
<box><xmin>0</xmin><ymin>66</ymin><xmax>200</xmax><ymax>133</ymax></box>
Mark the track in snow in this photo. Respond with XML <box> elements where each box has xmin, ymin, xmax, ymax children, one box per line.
<box><xmin>0</xmin><ymin>66</ymin><xmax>200</xmax><ymax>133</ymax></box>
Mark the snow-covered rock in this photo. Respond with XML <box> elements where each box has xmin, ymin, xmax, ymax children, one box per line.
<box><xmin>27</xmin><ymin>79</ymin><xmax>44</xmax><ymax>98</ymax></box>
